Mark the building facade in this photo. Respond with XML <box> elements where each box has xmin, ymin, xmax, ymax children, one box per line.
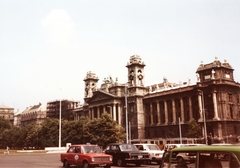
<box><xmin>46</xmin><ymin>99</ymin><xmax>79</xmax><ymax>120</ymax></box>
<box><xmin>0</xmin><ymin>104</ymin><xmax>14</xmax><ymax>126</ymax></box>
<box><xmin>74</xmin><ymin>55</ymin><xmax>240</xmax><ymax>143</ymax></box>
<box><xmin>21</xmin><ymin>103</ymin><xmax>46</xmax><ymax>126</ymax></box>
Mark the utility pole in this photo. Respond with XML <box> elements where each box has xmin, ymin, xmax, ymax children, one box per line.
<box><xmin>125</xmin><ymin>83</ymin><xmax>128</xmax><ymax>143</ymax></box>
<box><xmin>59</xmin><ymin>89</ymin><xmax>62</xmax><ymax>148</ymax></box>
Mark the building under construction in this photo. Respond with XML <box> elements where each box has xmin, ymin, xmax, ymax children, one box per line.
<box><xmin>46</xmin><ymin>100</ymin><xmax>79</xmax><ymax>121</ymax></box>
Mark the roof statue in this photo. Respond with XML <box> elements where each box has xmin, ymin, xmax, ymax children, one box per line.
<box><xmin>103</xmin><ymin>75</ymin><xmax>114</xmax><ymax>84</ymax></box>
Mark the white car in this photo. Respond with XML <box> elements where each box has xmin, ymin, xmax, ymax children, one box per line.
<box><xmin>173</xmin><ymin>144</ymin><xmax>206</xmax><ymax>163</ymax></box>
<box><xmin>134</xmin><ymin>143</ymin><xmax>164</xmax><ymax>164</ymax></box>
<box><xmin>165</xmin><ymin>143</ymin><xmax>206</xmax><ymax>151</ymax></box>
<box><xmin>176</xmin><ymin>152</ymin><xmax>197</xmax><ymax>163</ymax></box>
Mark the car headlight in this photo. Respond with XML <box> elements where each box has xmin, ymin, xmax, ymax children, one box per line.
<box><xmin>92</xmin><ymin>158</ymin><xmax>95</xmax><ymax>162</ymax></box>
<box><xmin>110</xmin><ymin>157</ymin><xmax>113</xmax><ymax>161</ymax></box>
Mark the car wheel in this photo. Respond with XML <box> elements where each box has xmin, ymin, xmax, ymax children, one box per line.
<box><xmin>83</xmin><ymin>161</ymin><xmax>89</xmax><ymax>168</ymax></box>
<box><xmin>63</xmin><ymin>160</ymin><xmax>70</xmax><ymax>167</ymax></box>
<box><xmin>117</xmin><ymin>158</ymin><xmax>125</xmax><ymax>167</ymax></box>
<box><xmin>177</xmin><ymin>156</ymin><xmax>184</xmax><ymax>163</ymax></box>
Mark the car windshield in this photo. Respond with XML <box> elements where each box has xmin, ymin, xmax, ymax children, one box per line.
<box><xmin>119</xmin><ymin>144</ymin><xmax>139</xmax><ymax>151</ymax></box>
<box><xmin>146</xmin><ymin>144</ymin><xmax>160</xmax><ymax>150</ymax></box>
<box><xmin>82</xmin><ymin>146</ymin><xmax>101</xmax><ymax>154</ymax></box>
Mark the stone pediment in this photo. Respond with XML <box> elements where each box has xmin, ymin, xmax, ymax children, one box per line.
<box><xmin>86</xmin><ymin>91</ymin><xmax>117</xmax><ymax>103</ymax></box>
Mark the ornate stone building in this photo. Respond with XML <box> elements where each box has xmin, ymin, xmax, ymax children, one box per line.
<box><xmin>21</xmin><ymin>103</ymin><xmax>46</xmax><ymax>126</ymax></box>
<box><xmin>74</xmin><ymin>55</ymin><xmax>240</xmax><ymax>142</ymax></box>
<box><xmin>0</xmin><ymin>104</ymin><xmax>14</xmax><ymax>126</ymax></box>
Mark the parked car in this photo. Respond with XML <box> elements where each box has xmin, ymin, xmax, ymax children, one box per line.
<box><xmin>159</xmin><ymin>145</ymin><xmax>240</xmax><ymax>168</ymax></box>
<box><xmin>104</xmin><ymin>143</ymin><xmax>150</xmax><ymax>167</ymax></box>
<box><xmin>134</xmin><ymin>143</ymin><xmax>164</xmax><ymax>164</ymax></box>
<box><xmin>164</xmin><ymin>143</ymin><xmax>205</xmax><ymax>151</ymax></box>
<box><xmin>60</xmin><ymin>144</ymin><xmax>112</xmax><ymax>168</ymax></box>
<box><xmin>166</xmin><ymin>144</ymin><xmax>206</xmax><ymax>163</ymax></box>
<box><xmin>175</xmin><ymin>152</ymin><xmax>196</xmax><ymax>163</ymax></box>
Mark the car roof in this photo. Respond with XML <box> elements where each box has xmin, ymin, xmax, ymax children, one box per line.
<box><xmin>71</xmin><ymin>144</ymin><xmax>97</xmax><ymax>146</ymax></box>
<box><xmin>171</xmin><ymin>145</ymin><xmax>240</xmax><ymax>153</ymax></box>
<box><xmin>107</xmin><ymin>143</ymin><xmax>132</xmax><ymax>145</ymax></box>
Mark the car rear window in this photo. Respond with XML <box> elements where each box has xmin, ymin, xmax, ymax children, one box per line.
<box><xmin>147</xmin><ymin>144</ymin><xmax>160</xmax><ymax>150</ymax></box>
<box><xmin>119</xmin><ymin>144</ymin><xmax>138</xmax><ymax>151</ymax></box>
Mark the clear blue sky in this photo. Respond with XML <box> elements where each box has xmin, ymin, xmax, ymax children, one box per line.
<box><xmin>1</xmin><ymin>0</ymin><xmax>239</xmax><ymax>112</ymax></box>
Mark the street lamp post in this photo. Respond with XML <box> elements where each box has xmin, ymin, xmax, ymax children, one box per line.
<box><xmin>125</xmin><ymin>83</ymin><xmax>128</xmax><ymax>144</ymax></box>
<box><xmin>59</xmin><ymin>99</ymin><xmax>61</xmax><ymax>148</ymax></box>
<box><xmin>58</xmin><ymin>88</ymin><xmax>62</xmax><ymax>149</ymax></box>
<box><xmin>129</xmin><ymin>121</ymin><xmax>131</xmax><ymax>144</ymax></box>
<box><xmin>198</xmin><ymin>90</ymin><xmax>208</xmax><ymax>145</ymax></box>
<box><xmin>179</xmin><ymin>117</ymin><xmax>182</xmax><ymax>144</ymax></box>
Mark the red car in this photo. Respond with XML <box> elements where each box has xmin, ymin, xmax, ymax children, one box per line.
<box><xmin>60</xmin><ymin>144</ymin><xmax>112</xmax><ymax>168</ymax></box>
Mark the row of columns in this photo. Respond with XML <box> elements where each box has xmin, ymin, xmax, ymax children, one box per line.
<box><xmin>148</xmin><ymin>97</ymin><xmax>193</xmax><ymax>125</ymax></box>
<box><xmin>88</xmin><ymin>103</ymin><xmax>122</xmax><ymax>125</ymax></box>
<box><xmin>147</xmin><ymin>90</ymin><xmax>220</xmax><ymax>125</ymax></box>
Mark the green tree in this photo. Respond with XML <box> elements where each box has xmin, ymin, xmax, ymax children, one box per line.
<box><xmin>86</xmin><ymin>112</ymin><xmax>125</xmax><ymax>147</ymax></box>
<box><xmin>0</xmin><ymin>129</ymin><xmax>10</xmax><ymax>148</ymax></box>
<box><xmin>186</xmin><ymin>119</ymin><xmax>202</xmax><ymax>138</ymax></box>
<box><xmin>0</xmin><ymin>117</ymin><xmax>11</xmax><ymax>131</ymax></box>
<box><xmin>24</xmin><ymin>124</ymin><xmax>41</xmax><ymax>149</ymax></box>
<box><xmin>62</xmin><ymin>116</ymin><xmax>89</xmax><ymax>145</ymax></box>
<box><xmin>8</xmin><ymin>127</ymin><xmax>23</xmax><ymax>149</ymax></box>
<box><xmin>0</xmin><ymin>114</ymin><xmax>126</xmax><ymax>149</ymax></box>
<box><xmin>0</xmin><ymin>117</ymin><xmax>11</xmax><ymax>148</ymax></box>
<box><xmin>39</xmin><ymin>118</ymin><xmax>59</xmax><ymax>147</ymax></box>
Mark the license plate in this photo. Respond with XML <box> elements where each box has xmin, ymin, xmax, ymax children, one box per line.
<box><xmin>99</xmin><ymin>163</ymin><xmax>106</xmax><ymax>166</ymax></box>
<box><xmin>138</xmin><ymin>155</ymin><xmax>143</xmax><ymax>159</ymax></box>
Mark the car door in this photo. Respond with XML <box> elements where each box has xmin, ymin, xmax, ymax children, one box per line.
<box><xmin>105</xmin><ymin>145</ymin><xmax>117</xmax><ymax>162</ymax></box>
<box><xmin>67</xmin><ymin>146</ymin><xmax>76</xmax><ymax>164</ymax></box>
<box><xmin>112</xmin><ymin>145</ymin><xmax>121</xmax><ymax>161</ymax></box>
<box><xmin>74</xmin><ymin>146</ymin><xmax>82</xmax><ymax>165</ymax></box>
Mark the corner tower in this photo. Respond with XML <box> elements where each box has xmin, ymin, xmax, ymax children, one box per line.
<box><xmin>196</xmin><ymin>57</ymin><xmax>235</xmax><ymax>85</ymax></box>
<box><xmin>83</xmin><ymin>71</ymin><xmax>99</xmax><ymax>101</ymax></box>
<box><xmin>126</xmin><ymin>55</ymin><xmax>145</xmax><ymax>87</ymax></box>
<box><xmin>126</xmin><ymin>55</ymin><xmax>147</xmax><ymax>140</ymax></box>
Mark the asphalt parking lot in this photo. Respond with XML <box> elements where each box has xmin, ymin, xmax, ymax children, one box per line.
<box><xmin>0</xmin><ymin>153</ymin><xmax>160</xmax><ymax>168</ymax></box>
<box><xmin>0</xmin><ymin>153</ymin><xmax>62</xmax><ymax>168</ymax></box>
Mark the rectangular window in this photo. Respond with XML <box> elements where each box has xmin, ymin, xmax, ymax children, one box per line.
<box><xmin>204</xmin><ymin>75</ymin><xmax>211</xmax><ymax>80</ymax></box>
